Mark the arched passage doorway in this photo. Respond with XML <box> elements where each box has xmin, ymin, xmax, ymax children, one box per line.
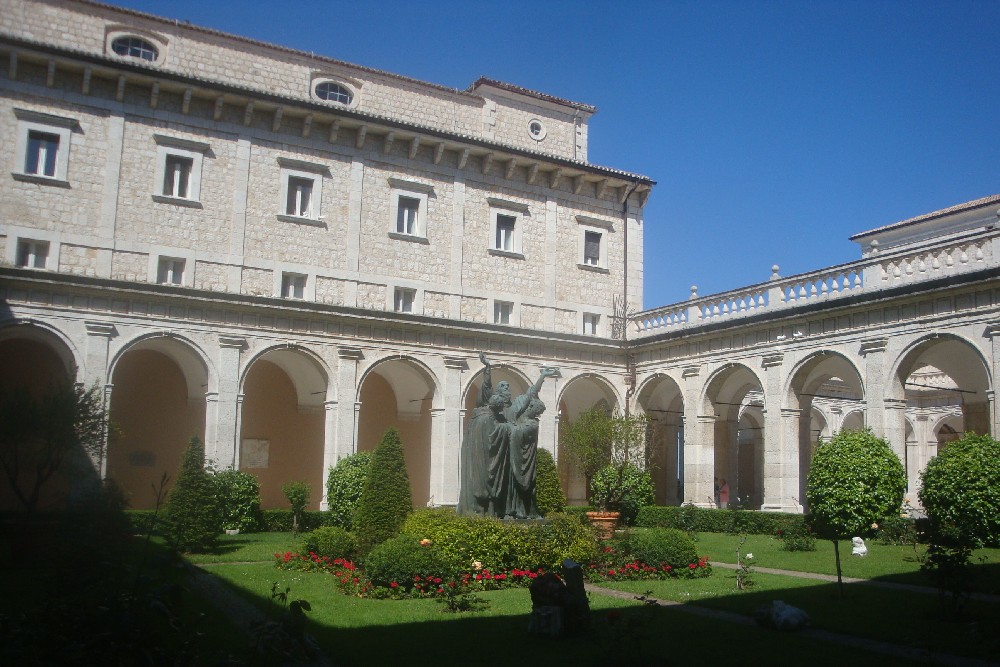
<box><xmin>557</xmin><ymin>374</ymin><xmax>620</xmax><ymax>505</ymax></box>
<box><xmin>108</xmin><ymin>335</ymin><xmax>208</xmax><ymax>509</ymax></box>
<box><xmin>0</xmin><ymin>324</ymin><xmax>80</xmax><ymax>511</ymax></box>
<box><xmin>240</xmin><ymin>347</ymin><xmax>327</xmax><ymax>509</ymax></box>
<box><xmin>635</xmin><ymin>373</ymin><xmax>683</xmax><ymax>505</ymax></box>
<box><xmin>787</xmin><ymin>352</ymin><xmax>865</xmax><ymax>510</ymax></box>
<box><xmin>357</xmin><ymin>357</ymin><xmax>437</xmax><ymax>507</ymax></box>
<box><xmin>703</xmin><ymin>364</ymin><xmax>763</xmax><ymax>509</ymax></box>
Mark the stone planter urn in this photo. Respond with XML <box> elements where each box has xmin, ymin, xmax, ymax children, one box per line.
<box><xmin>224</xmin><ymin>528</ymin><xmax>240</xmax><ymax>536</ymax></box>
<box><xmin>585</xmin><ymin>511</ymin><xmax>620</xmax><ymax>540</ymax></box>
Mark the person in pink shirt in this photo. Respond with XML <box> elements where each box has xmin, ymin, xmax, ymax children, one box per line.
<box><xmin>719</xmin><ymin>479</ymin><xmax>730</xmax><ymax>509</ymax></box>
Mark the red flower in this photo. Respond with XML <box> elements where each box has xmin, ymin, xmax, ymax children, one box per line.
<box><xmin>528</xmin><ymin>572</ymin><xmax>537</xmax><ymax>579</ymax></box>
<box><xmin>433</xmin><ymin>577</ymin><xmax>442</xmax><ymax>584</ymax></box>
<box><xmin>390</xmin><ymin>582</ymin><xmax>398</xmax><ymax>588</ymax></box>
<box><xmin>475</xmin><ymin>574</ymin><xmax>483</xmax><ymax>580</ymax></box>
<box><xmin>689</xmin><ymin>563</ymin><xmax>696</xmax><ymax>569</ymax></box>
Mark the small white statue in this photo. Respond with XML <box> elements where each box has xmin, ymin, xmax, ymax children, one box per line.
<box><xmin>756</xmin><ymin>600</ymin><xmax>810</xmax><ymax>631</ymax></box>
<box><xmin>851</xmin><ymin>536</ymin><xmax>867</xmax><ymax>557</ymax></box>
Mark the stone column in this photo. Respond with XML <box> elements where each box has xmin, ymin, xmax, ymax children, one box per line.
<box><xmin>681</xmin><ymin>364</ymin><xmax>713</xmax><ymax>507</ymax></box>
<box><xmin>436</xmin><ymin>355</ymin><xmax>469</xmax><ymax>508</ymax></box>
<box><xmin>780</xmin><ymin>407</ymin><xmax>803</xmax><ymax>512</ymax></box>
<box><xmin>985</xmin><ymin>323</ymin><xmax>1000</xmax><ymax>436</ymax></box>
<box><xmin>760</xmin><ymin>353</ymin><xmax>792</xmax><ymax>511</ymax></box>
<box><xmin>336</xmin><ymin>347</ymin><xmax>364</xmax><ymax>458</ymax></box>
<box><xmin>910</xmin><ymin>413</ymin><xmax>929</xmax><ymax>496</ymax></box>
<box><xmin>860</xmin><ymin>338</ymin><xmax>890</xmax><ymax>436</ymax></box>
<box><xmin>319</xmin><ymin>399</ymin><xmax>338</xmax><ymax>510</ymax></box>
<box><xmin>83</xmin><ymin>322</ymin><xmax>115</xmax><ymax>477</ymax></box>
<box><xmin>883</xmin><ymin>397</ymin><xmax>908</xmax><ymax>489</ymax></box>
<box><xmin>206</xmin><ymin>335</ymin><xmax>245</xmax><ymax>468</ymax></box>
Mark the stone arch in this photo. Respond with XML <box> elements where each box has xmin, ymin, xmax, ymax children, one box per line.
<box><xmin>889</xmin><ymin>333</ymin><xmax>991</xmax><ymax>494</ymax></box>
<box><xmin>635</xmin><ymin>372</ymin><xmax>684</xmax><ymax>505</ymax></box>
<box><xmin>701</xmin><ymin>363</ymin><xmax>763</xmax><ymax>509</ymax></box>
<box><xmin>356</xmin><ymin>355</ymin><xmax>440</xmax><ymax>507</ymax></box>
<box><xmin>786</xmin><ymin>351</ymin><xmax>865</xmax><ymax>511</ymax></box>
<box><xmin>107</xmin><ymin>333</ymin><xmax>211</xmax><ymax>509</ymax></box>
<box><xmin>240</xmin><ymin>346</ymin><xmax>330</xmax><ymax>509</ymax></box>
<box><xmin>0</xmin><ymin>321</ymin><xmax>82</xmax><ymax>512</ymax></box>
<box><xmin>841</xmin><ymin>409</ymin><xmax>865</xmax><ymax>432</ymax></box>
<box><xmin>556</xmin><ymin>372</ymin><xmax>622</xmax><ymax>505</ymax></box>
<box><xmin>0</xmin><ymin>320</ymin><xmax>81</xmax><ymax>389</ymax></box>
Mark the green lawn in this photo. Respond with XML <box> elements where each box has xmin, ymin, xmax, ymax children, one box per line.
<box><xmin>186</xmin><ymin>532</ymin><xmax>1000</xmax><ymax>666</ymax></box>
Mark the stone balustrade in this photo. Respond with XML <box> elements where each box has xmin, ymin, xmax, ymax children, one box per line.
<box><xmin>633</xmin><ymin>227</ymin><xmax>999</xmax><ymax>337</ymax></box>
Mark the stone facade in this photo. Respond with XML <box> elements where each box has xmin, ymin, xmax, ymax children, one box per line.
<box><xmin>2</xmin><ymin>0</ymin><xmax>999</xmax><ymax>515</ymax></box>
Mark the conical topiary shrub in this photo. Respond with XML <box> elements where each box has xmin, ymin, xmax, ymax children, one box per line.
<box><xmin>534</xmin><ymin>448</ymin><xmax>567</xmax><ymax>516</ymax></box>
<box><xmin>164</xmin><ymin>436</ymin><xmax>222</xmax><ymax>552</ymax></box>
<box><xmin>353</xmin><ymin>428</ymin><xmax>412</xmax><ymax>553</ymax></box>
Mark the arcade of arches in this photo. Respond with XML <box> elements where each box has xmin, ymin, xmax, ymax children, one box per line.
<box><xmin>2</xmin><ymin>315</ymin><xmax>993</xmax><ymax>515</ymax></box>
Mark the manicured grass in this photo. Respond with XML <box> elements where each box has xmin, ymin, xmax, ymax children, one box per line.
<box><xmin>184</xmin><ymin>530</ymin><xmax>295</xmax><ymax>564</ymax></box>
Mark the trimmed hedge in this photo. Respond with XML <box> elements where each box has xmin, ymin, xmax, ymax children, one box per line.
<box><xmin>298</xmin><ymin>526</ymin><xmax>358</xmax><ymax>561</ymax></box>
<box><xmin>620</xmin><ymin>527</ymin><xmax>699</xmax><ymax>570</ymax></box>
<box><xmin>635</xmin><ymin>505</ymin><xmax>807</xmax><ymax>535</ymax></box>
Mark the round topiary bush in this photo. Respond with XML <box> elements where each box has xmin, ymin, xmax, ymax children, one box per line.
<box><xmin>534</xmin><ymin>448</ymin><xmax>567</xmax><ymax>516</ymax></box>
<box><xmin>806</xmin><ymin>429</ymin><xmax>906</xmax><ymax>540</ymax></box>
<box><xmin>624</xmin><ymin>527</ymin><xmax>699</xmax><ymax>569</ymax></box>
<box><xmin>362</xmin><ymin>534</ymin><xmax>456</xmax><ymax>590</ymax></box>
<box><xmin>213</xmin><ymin>468</ymin><xmax>261</xmax><ymax>533</ymax></box>
<box><xmin>298</xmin><ymin>526</ymin><xmax>358</xmax><ymax>561</ymax></box>
<box><xmin>325</xmin><ymin>451</ymin><xmax>372</xmax><ymax>530</ymax></box>
<box><xmin>919</xmin><ymin>432</ymin><xmax>1000</xmax><ymax>547</ymax></box>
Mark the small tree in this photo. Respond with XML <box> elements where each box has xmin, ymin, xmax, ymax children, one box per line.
<box><xmin>213</xmin><ymin>468</ymin><xmax>261</xmax><ymax>533</ymax></box>
<box><xmin>806</xmin><ymin>429</ymin><xmax>905</xmax><ymax>596</ymax></box>
<box><xmin>353</xmin><ymin>428</ymin><xmax>412</xmax><ymax>553</ymax></box>
<box><xmin>534</xmin><ymin>448</ymin><xmax>567</xmax><ymax>516</ymax></box>
<box><xmin>164</xmin><ymin>437</ymin><xmax>222</xmax><ymax>552</ymax></box>
<box><xmin>325</xmin><ymin>451</ymin><xmax>372</xmax><ymax>529</ymax></box>
<box><xmin>282</xmin><ymin>480</ymin><xmax>310</xmax><ymax>534</ymax></box>
<box><xmin>0</xmin><ymin>383</ymin><xmax>106</xmax><ymax>514</ymax></box>
<box><xmin>560</xmin><ymin>408</ymin><xmax>651</xmax><ymax>511</ymax></box>
<box><xmin>919</xmin><ymin>432</ymin><xmax>1000</xmax><ymax>548</ymax></box>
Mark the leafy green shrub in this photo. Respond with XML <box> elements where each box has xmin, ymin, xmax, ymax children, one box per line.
<box><xmin>779</xmin><ymin>521</ymin><xmax>817</xmax><ymax>551</ymax></box>
<box><xmin>876</xmin><ymin>515</ymin><xmax>918</xmax><ymax>546</ymax></box>
<box><xmin>124</xmin><ymin>509</ymin><xmax>160</xmax><ymax>534</ymax></box>
<box><xmin>919</xmin><ymin>432</ymin><xmax>1000</xmax><ymax>548</ymax></box>
<box><xmin>298</xmin><ymin>526</ymin><xmax>358</xmax><ymax>561</ymax></box>
<box><xmin>362</xmin><ymin>534</ymin><xmax>456</xmax><ymax>590</ymax></box>
<box><xmin>621</xmin><ymin>527</ymin><xmax>699</xmax><ymax>570</ymax></box>
<box><xmin>213</xmin><ymin>468</ymin><xmax>261</xmax><ymax>533</ymax></box>
<box><xmin>591</xmin><ymin>463</ymin><xmax>654</xmax><ymax>525</ymax></box>
<box><xmin>534</xmin><ymin>448</ymin><xmax>566</xmax><ymax>516</ymax></box>
<box><xmin>281</xmin><ymin>481</ymin><xmax>310</xmax><ymax>533</ymax></box>
<box><xmin>260</xmin><ymin>510</ymin><xmax>335</xmax><ymax>532</ymax></box>
<box><xmin>325</xmin><ymin>451</ymin><xmax>372</xmax><ymax>530</ymax></box>
<box><xmin>635</xmin><ymin>505</ymin><xmax>807</xmax><ymax>536</ymax></box>
<box><xmin>354</xmin><ymin>428</ymin><xmax>412</xmax><ymax>552</ymax></box>
<box><xmin>163</xmin><ymin>437</ymin><xmax>222</xmax><ymax>552</ymax></box>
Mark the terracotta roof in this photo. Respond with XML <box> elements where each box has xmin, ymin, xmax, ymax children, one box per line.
<box><xmin>850</xmin><ymin>194</ymin><xmax>1000</xmax><ymax>240</ymax></box>
<box><xmin>467</xmin><ymin>77</ymin><xmax>596</xmax><ymax>113</ymax></box>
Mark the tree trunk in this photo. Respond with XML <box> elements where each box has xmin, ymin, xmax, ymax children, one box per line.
<box><xmin>833</xmin><ymin>539</ymin><xmax>844</xmax><ymax>598</ymax></box>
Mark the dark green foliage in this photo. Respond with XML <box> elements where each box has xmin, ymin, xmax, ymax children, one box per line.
<box><xmin>534</xmin><ymin>448</ymin><xmax>566</xmax><ymax>516</ymax></box>
<box><xmin>875</xmin><ymin>515</ymin><xmax>918</xmax><ymax>546</ymax></box>
<box><xmin>259</xmin><ymin>509</ymin><xmax>338</xmax><ymax>532</ymax></box>
<box><xmin>298</xmin><ymin>526</ymin><xmax>358</xmax><ymax>560</ymax></box>
<box><xmin>635</xmin><ymin>505</ymin><xmax>807</xmax><ymax>536</ymax></box>
<box><xmin>163</xmin><ymin>437</ymin><xmax>222</xmax><ymax>552</ymax></box>
<box><xmin>213</xmin><ymin>468</ymin><xmax>261</xmax><ymax>533</ymax></box>
<box><xmin>779</xmin><ymin>522</ymin><xmax>817</xmax><ymax>552</ymax></box>
<box><xmin>401</xmin><ymin>508</ymin><xmax>598</xmax><ymax>572</ymax></box>
<box><xmin>0</xmin><ymin>382</ymin><xmax>106</xmax><ymax>513</ymax></box>
<box><xmin>919</xmin><ymin>432</ymin><xmax>1000</xmax><ymax>548</ymax></box>
<box><xmin>806</xmin><ymin>429</ymin><xmax>906</xmax><ymax>540</ymax></box>
<box><xmin>281</xmin><ymin>480</ymin><xmax>310</xmax><ymax>533</ymax></box>
<box><xmin>591</xmin><ymin>463</ymin><xmax>654</xmax><ymax>525</ymax></box>
<box><xmin>620</xmin><ymin>527</ymin><xmax>699</xmax><ymax>569</ymax></box>
<box><xmin>325</xmin><ymin>451</ymin><xmax>372</xmax><ymax>529</ymax></box>
<box><xmin>362</xmin><ymin>534</ymin><xmax>456</xmax><ymax>590</ymax></box>
<box><xmin>353</xmin><ymin>428</ymin><xmax>412</xmax><ymax>552</ymax></box>
<box><xmin>560</xmin><ymin>409</ymin><xmax>650</xmax><ymax>507</ymax></box>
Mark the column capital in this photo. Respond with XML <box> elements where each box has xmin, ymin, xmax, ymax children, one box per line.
<box><xmin>682</xmin><ymin>365</ymin><xmax>701</xmax><ymax>378</ymax></box>
<box><xmin>762</xmin><ymin>353</ymin><xmax>783</xmax><ymax>368</ymax></box>
<box><xmin>443</xmin><ymin>356</ymin><xmax>468</xmax><ymax>370</ymax></box>
<box><xmin>883</xmin><ymin>397</ymin><xmax>907</xmax><ymax>411</ymax></box>
<box><xmin>324</xmin><ymin>400</ymin><xmax>338</xmax><ymax>410</ymax></box>
<box><xmin>219</xmin><ymin>335</ymin><xmax>246</xmax><ymax>349</ymax></box>
<box><xmin>780</xmin><ymin>407</ymin><xmax>802</xmax><ymax>418</ymax></box>
<box><xmin>984</xmin><ymin>322</ymin><xmax>1000</xmax><ymax>339</ymax></box>
<box><xmin>860</xmin><ymin>338</ymin><xmax>888</xmax><ymax>356</ymax></box>
<box><xmin>339</xmin><ymin>346</ymin><xmax>364</xmax><ymax>360</ymax></box>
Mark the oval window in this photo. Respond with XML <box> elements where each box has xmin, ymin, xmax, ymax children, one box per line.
<box><xmin>527</xmin><ymin>119</ymin><xmax>546</xmax><ymax>141</ymax></box>
<box><xmin>315</xmin><ymin>81</ymin><xmax>353</xmax><ymax>105</ymax></box>
<box><xmin>111</xmin><ymin>36</ymin><xmax>159</xmax><ymax>62</ymax></box>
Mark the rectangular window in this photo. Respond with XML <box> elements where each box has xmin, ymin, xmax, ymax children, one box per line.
<box><xmin>156</xmin><ymin>257</ymin><xmax>185</xmax><ymax>285</ymax></box>
<box><xmin>394</xmin><ymin>287</ymin><xmax>415</xmax><ymax>313</ymax></box>
<box><xmin>495</xmin><ymin>215</ymin><xmax>516</xmax><ymax>252</ymax></box>
<box><xmin>583</xmin><ymin>231</ymin><xmax>602</xmax><ymax>266</ymax></box>
<box><xmin>494</xmin><ymin>301</ymin><xmax>512</xmax><ymax>325</ymax></box>
<box><xmin>25</xmin><ymin>131</ymin><xmax>60</xmax><ymax>177</ymax></box>
<box><xmin>583</xmin><ymin>312</ymin><xmax>600</xmax><ymax>335</ymax></box>
<box><xmin>286</xmin><ymin>176</ymin><xmax>313</xmax><ymax>217</ymax></box>
<box><xmin>15</xmin><ymin>239</ymin><xmax>49</xmax><ymax>269</ymax></box>
<box><xmin>163</xmin><ymin>155</ymin><xmax>193</xmax><ymax>198</ymax></box>
<box><xmin>281</xmin><ymin>272</ymin><xmax>306</xmax><ymax>299</ymax></box>
<box><xmin>396</xmin><ymin>196</ymin><xmax>420</xmax><ymax>235</ymax></box>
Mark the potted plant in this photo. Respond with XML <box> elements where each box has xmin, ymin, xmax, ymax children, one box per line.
<box><xmin>560</xmin><ymin>409</ymin><xmax>653</xmax><ymax>537</ymax></box>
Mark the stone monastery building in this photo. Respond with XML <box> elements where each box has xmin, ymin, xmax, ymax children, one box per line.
<box><xmin>3</xmin><ymin>0</ymin><xmax>999</xmax><ymax>514</ymax></box>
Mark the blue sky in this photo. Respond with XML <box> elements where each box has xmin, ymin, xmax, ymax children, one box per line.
<box><xmin>110</xmin><ymin>0</ymin><xmax>1000</xmax><ymax>309</ymax></box>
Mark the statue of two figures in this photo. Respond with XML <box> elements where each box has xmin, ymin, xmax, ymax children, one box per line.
<box><xmin>457</xmin><ymin>352</ymin><xmax>558</xmax><ymax>519</ymax></box>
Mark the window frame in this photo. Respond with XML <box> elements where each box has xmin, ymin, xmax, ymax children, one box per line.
<box><xmin>388</xmin><ymin>178</ymin><xmax>434</xmax><ymax>243</ymax></box>
<box><xmin>487</xmin><ymin>197</ymin><xmax>529</xmax><ymax>259</ymax></box>
<box><xmin>576</xmin><ymin>215</ymin><xmax>613</xmax><ymax>272</ymax></box>
<box><xmin>156</xmin><ymin>256</ymin><xmax>186</xmax><ymax>285</ymax></box>
<box><xmin>277</xmin><ymin>157</ymin><xmax>328</xmax><ymax>225</ymax></box>
<box><xmin>15</xmin><ymin>238</ymin><xmax>50</xmax><ymax>269</ymax></box>
<box><xmin>12</xmin><ymin>109</ymin><xmax>76</xmax><ymax>186</ymax></box>
<box><xmin>105</xmin><ymin>29</ymin><xmax>166</xmax><ymax>66</ymax></box>
<box><xmin>280</xmin><ymin>272</ymin><xmax>308</xmax><ymax>300</ymax></box>
<box><xmin>152</xmin><ymin>134</ymin><xmax>209</xmax><ymax>207</ymax></box>
<box><xmin>6</xmin><ymin>230</ymin><xmax>60</xmax><ymax>271</ymax></box>
<box><xmin>393</xmin><ymin>287</ymin><xmax>418</xmax><ymax>314</ymax></box>
<box><xmin>493</xmin><ymin>300</ymin><xmax>515</xmax><ymax>325</ymax></box>
<box><xmin>311</xmin><ymin>78</ymin><xmax>359</xmax><ymax>108</ymax></box>
<box><xmin>583</xmin><ymin>312</ymin><xmax>601</xmax><ymax>336</ymax></box>
<box><xmin>110</xmin><ymin>35</ymin><xmax>159</xmax><ymax>62</ymax></box>
<box><xmin>146</xmin><ymin>249</ymin><xmax>194</xmax><ymax>286</ymax></box>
